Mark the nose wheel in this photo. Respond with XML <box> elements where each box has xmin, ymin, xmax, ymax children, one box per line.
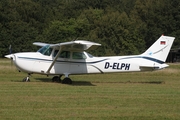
<box><xmin>22</xmin><ymin>73</ymin><xmax>31</xmax><ymax>82</ymax></box>
<box><xmin>22</xmin><ymin>75</ymin><xmax>30</xmax><ymax>82</ymax></box>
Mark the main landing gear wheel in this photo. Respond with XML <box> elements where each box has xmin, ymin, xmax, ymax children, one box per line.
<box><xmin>52</xmin><ymin>76</ymin><xmax>61</xmax><ymax>83</ymax></box>
<box><xmin>62</xmin><ymin>77</ymin><xmax>72</xmax><ymax>84</ymax></box>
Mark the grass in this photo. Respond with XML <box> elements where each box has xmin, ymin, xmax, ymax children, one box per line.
<box><xmin>0</xmin><ymin>59</ymin><xmax>180</xmax><ymax>120</ymax></box>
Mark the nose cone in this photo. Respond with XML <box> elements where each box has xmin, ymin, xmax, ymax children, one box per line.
<box><xmin>5</xmin><ymin>54</ymin><xmax>14</xmax><ymax>59</ymax></box>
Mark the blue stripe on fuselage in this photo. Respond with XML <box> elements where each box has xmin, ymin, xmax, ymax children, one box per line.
<box><xmin>119</xmin><ymin>56</ymin><xmax>164</xmax><ymax>64</ymax></box>
<box><xmin>17</xmin><ymin>56</ymin><xmax>108</xmax><ymax>64</ymax></box>
<box><xmin>18</xmin><ymin>56</ymin><xmax>164</xmax><ymax>65</ymax></box>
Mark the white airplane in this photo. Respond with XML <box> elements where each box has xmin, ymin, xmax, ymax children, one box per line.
<box><xmin>5</xmin><ymin>35</ymin><xmax>175</xmax><ymax>84</ymax></box>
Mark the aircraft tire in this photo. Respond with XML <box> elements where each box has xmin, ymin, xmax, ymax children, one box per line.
<box><xmin>62</xmin><ymin>78</ymin><xmax>72</xmax><ymax>84</ymax></box>
<box><xmin>52</xmin><ymin>76</ymin><xmax>61</xmax><ymax>83</ymax></box>
<box><xmin>22</xmin><ymin>77</ymin><xmax>30</xmax><ymax>82</ymax></box>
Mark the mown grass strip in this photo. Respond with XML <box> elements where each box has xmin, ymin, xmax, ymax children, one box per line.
<box><xmin>0</xmin><ymin>60</ymin><xmax>180</xmax><ymax>120</ymax></box>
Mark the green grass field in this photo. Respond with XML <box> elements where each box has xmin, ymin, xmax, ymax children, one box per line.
<box><xmin>0</xmin><ymin>59</ymin><xmax>180</xmax><ymax>120</ymax></box>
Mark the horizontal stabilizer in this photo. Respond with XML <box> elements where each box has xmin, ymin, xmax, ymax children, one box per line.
<box><xmin>140</xmin><ymin>64</ymin><xmax>169</xmax><ymax>71</ymax></box>
<box><xmin>140</xmin><ymin>66</ymin><xmax>160</xmax><ymax>71</ymax></box>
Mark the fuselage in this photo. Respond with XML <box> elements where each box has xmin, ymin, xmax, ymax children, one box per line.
<box><xmin>9</xmin><ymin>50</ymin><xmax>167</xmax><ymax>76</ymax></box>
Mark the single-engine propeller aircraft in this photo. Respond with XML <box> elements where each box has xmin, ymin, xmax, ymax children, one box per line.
<box><xmin>5</xmin><ymin>35</ymin><xmax>175</xmax><ymax>84</ymax></box>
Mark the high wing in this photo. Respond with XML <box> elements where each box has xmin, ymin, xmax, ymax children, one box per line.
<box><xmin>59</xmin><ymin>40</ymin><xmax>101</xmax><ymax>51</ymax></box>
<box><xmin>33</xmin><ymin>40</ymin><xmax>101</xmax><ymax>51</ymax></box>
<box><xmin>33</xmin><ymin>42</ymin><xmax>50</xmax><ymax>47</ymax></box>
<box><xmin>33</xmin><ymin>40</ymin><xmax>101</xmax><ymax>74</ymax></box>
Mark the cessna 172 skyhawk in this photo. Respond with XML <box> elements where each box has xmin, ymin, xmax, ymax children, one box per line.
<box><xmin>5</xmin><ymin>35</ymin><xmax>175</xmax><ymax>84</ymax></box>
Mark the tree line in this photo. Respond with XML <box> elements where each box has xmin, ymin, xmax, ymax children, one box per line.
<box><xmin>0</xmin><ymin>0</ymin><xmax>180</xmax><ymax>57</ymax></box>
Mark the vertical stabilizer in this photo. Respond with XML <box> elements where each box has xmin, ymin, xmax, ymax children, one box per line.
<box><xmin>141</xmin><ymin>35</ymin><xmax>175</xmax><ymax>62</ymax></box>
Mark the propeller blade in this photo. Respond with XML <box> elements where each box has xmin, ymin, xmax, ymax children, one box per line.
<box><xmin>5</xmin><ymin>54</ymin><xmax>14</xmax><ymax>67</ymax></box>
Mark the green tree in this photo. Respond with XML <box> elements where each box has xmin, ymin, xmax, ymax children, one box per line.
<box><xmin>0</xmin><ymin>0</ymin><xmax>180</xmax><ymax>57</ymax></box>
<box><xmin>41</xmin><ymin>18</ymin><xmax>90</xmax><ymax>43</ymax></box>
<box><xmin>84</xmin><ymin>9</ymin><xmax>145</xmax><ymax>56</ymax></box>
<box><xmin>132</xmin><ymin>0</ymin><xmax>180</xmax><ymax>48</ymax></box>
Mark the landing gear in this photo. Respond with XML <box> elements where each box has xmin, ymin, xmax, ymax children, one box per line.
<box><xmin>61</xmin><ymin>74</ymin><xmax>72</xmax><ymax>84</ymax></box>
<box><xmin>52</xmin><ymin>75</ymin><xmax>72</xmax><ymax>84</ymax></box>
<box><xmin>22</xmin><ymin>74</ymin><xmax>30</xmax><ymax>82</ymax></box>
<box><xmin>52</xmin><ymin>76</ymin><xmax>61</xmax><ymax>83</ymax></box>
<box><xmin>21</xmin><ymin>73</ymin><xmax>72</xmax><ymax>84</ymax></box>
<box><xmin>62</xmin><ymin>77</ymin><xmax>72</xmax><ymax>84</ymax></box>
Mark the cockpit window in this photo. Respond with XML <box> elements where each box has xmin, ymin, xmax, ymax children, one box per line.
<box><xmin>37</xmin><ymin>45</ymin><xmax>52</xmax><ymax>56</ymax></box>
<box><xmin>72</xmin><ymin>52</ymin><xmax>87</xmax><ymax>59</ymax></box>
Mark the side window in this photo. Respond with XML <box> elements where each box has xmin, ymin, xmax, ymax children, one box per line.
<box><xmin>54</xmin><ymin>50</ymin><xmax>70</xmax><ymax>58</ymax></box>
<box><xmin>72</xmin><ymin>52</ymin><xmax>87</xmax><ymax>59</ymax></box>
<box><xmin>60</xmin><ymin>51</ymin><xmax>70</xmax><ymax>58</ymax></box>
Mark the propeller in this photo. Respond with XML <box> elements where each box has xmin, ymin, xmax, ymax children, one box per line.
<box><xmin>9</xmin><ymin>45</ymin><xmax>13</xmax><ymax>66</ymax></box>
<box><xmin>5</xmin><ymin>54</ymin><xmax>14</xmax><ymax>66</ymax></box>
<box><xmin>9</xmin><ymin>45</ymin><xmax>12</xmax><ymax>54</ymax></box>
<box><xmin>11</xmin><ymin>56</ymin><xmax>13</xmax><ymax>67</ymax></box>
<box><xmin>5</xmin><ymin>45</ymin><xmax>13</xmax><ymax>66</ymax></box>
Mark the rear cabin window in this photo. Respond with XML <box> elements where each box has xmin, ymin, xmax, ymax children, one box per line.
<box><xmin>86</xmin><ymin>53</ymin><xmax>94</xmax><ymax>58</ymax></box>
<box><xmin>54</xmin><ymin>50</ymin><xmax>70</xmax><ymax>58</ymax></box>
<box><xmin>72</xmin><ymin>52</ymin><xmax>86</xmax><ymax>59</ymax></box>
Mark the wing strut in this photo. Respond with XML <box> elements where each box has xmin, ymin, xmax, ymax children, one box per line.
<box><xmin>46</xmin><ymin>47</ymin><xmax>62</xmax><ymax>73</ymax></box>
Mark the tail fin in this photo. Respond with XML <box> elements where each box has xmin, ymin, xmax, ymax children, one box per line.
<box><xmin>141</xmin><ymin>35</ymin><xmax>175</xmax><ymax>62</ymax></box>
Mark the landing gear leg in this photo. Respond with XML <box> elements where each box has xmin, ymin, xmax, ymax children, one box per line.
<box><xmin>62</xmin><ymin>74</ymin><xmax>72</xmax><ymax>84</ymax></box>
<box><xmin>62</xmin><ymin>78</ymin><xmax>72</xmax><ymax>84</ymax></box>
<box><xmin>22</xmin><ymin>74</ymin><xmax>31</xmax><ymax>82</ymax></box>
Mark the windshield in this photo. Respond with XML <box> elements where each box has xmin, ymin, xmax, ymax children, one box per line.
<box><xmin>37</xmin><ymin>45</ymin><xmax>52</xmax><ymax>56</ymax></box>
